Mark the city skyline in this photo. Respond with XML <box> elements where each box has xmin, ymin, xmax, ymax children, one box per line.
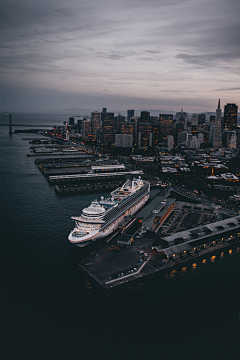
<box><xmin>1</xmin><ymin>0</ymin><xmax>240</xmax><ymax>113</ymax></box>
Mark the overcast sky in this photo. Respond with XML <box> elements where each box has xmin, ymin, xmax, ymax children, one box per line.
<box><xmin>1</xmin><ymin>0</ymin><xmax>240</xmax><ymax>113</ymax></box>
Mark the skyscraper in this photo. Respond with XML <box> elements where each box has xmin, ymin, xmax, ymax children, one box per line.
<box><xmin>213</xmin><ymin>99</ymin><xmax>222</xmax><ymax>148</ymax></box>
<box><xmin>102</xmin><ymin>112</ymin><xmax>114</xmax><ymax>144</ymax></box>
<box><xmin>138</xmin><ymin>122</ymin><xmax>153</xmax><ymax>147</ymax></box>
<box><xmin>198</xmin><ymin>114</ymin><xmax>206</xmax><ymax>125</ymax></box>
<box><xmin>140</xmin><ymin>111</ymin><xmax>150</xmax><ymax>122</ymax></box>
<box><xmin>159</xmin><ymin>114</ymin><xmax>173</xmax><ymax>146</ymax></box>
<box><xmin>176</xmin><ymin>108</ymin><xmax>188</xmax><ymax>122</ymax></box>
<box><xmin>91</xmin><ymin>111</ymin><xmax>100</xmax><ymax>134</ymax></box>
<box><xmin>127</xmin><ymin>110</ymin><xmax>134</xmax><ymax>121</ymax></box>
<box><xmin>224</xmin><ymin>103</ymin><xmax>238</xmax><ymax>130</ymax></box>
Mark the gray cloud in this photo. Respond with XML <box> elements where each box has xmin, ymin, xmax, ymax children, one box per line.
<box><xmin>1</xmin><ymin>0</ymin><xmax>240</xmax><ymax>112</ymax></box>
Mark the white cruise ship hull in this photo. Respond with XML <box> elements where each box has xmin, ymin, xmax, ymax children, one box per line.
<box><xmin>69</xmin><ymin>193</ymin><xmax>149</xmax><ymax>247</ymax></box>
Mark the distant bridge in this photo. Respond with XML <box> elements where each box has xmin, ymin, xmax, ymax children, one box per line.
<box><xmin>0</xmin><ymin>124</ymin><xmax>53</xmax><ymax>127</ymax></box>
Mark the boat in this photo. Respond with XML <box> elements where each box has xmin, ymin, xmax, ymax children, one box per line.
<box><xmin>68</xmin><ymin>177</ymin><xmax>150</xmax><ymax>247</ymax></box>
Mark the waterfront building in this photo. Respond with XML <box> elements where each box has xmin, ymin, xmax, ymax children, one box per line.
<box><xmin>115</xmin><ymin>134</ymin><xmax>133</xmax><ymax>148</ymax></box>
<box><xmin>159</xmin><ymin>114</ymin><xmax>173</xmax><ymax>146</ymax></box>
<box><xmin>224</xmin><ymin>103</ymin><xmax>238</xmax><ymax>130</ymax></box>
<box><xmin>213</xmin><ymin>99</ymin><xmax>222</xmax><ymax>148</ymax></box>
<box><xmin>102</xmin><ymin>112</ymin><xmax>115</xmax><ymax>144</ymax></box>
<box><xmin>91</xmin><ymin>111</ymin><xmax>101</xmax><ymax>134</ymax></box>
<box><xmin>127</xmin><ymin>109</ymin><xmax>134</xmax><ymax>121</ymax></box>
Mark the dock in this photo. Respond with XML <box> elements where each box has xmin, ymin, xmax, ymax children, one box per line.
<box><xmin>80</xmin><ymin>234</ymin><xmax>240</xmax><ymax>290</ymax></box>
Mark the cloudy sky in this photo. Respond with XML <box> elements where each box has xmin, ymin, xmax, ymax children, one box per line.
<box><xmin>1</xmin><ymin>0</ymin><xmax>240</xmax><ymax>113</ymax></box>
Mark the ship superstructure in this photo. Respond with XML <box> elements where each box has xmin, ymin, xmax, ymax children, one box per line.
<box><xmin>68</xmin><ymin>178</ymin><xmax>150</xmax><ymax>247</ymax></box>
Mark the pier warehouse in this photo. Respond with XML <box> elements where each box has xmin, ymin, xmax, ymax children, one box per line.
<box><xmin>136</xmin><ymin>194</ymin><xmax>176</xmax><ymax>231</ymax></box>
<box><xmin>152</xmin><ymin>215</ymin><xmax>240</xmax><ymax>260</ymax></box>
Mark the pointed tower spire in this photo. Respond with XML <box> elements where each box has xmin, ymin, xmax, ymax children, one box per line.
<box><xmin>218</xmin><ymin>98</ymin><xmax>220</xmax><ymax>109</ymax></box>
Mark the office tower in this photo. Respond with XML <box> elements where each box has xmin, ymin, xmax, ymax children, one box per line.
<box><xmin>140</xmin><ymin>111</ymin><xmax>150</xmax><ymax>122</ymax></box>
<box><xmin>159</xmin><ymin>114</ymin><xmax>173</xmax><ymax>146</ymax></box>
<box><xmin>91</xmin><ymin>111</ymin><xmax>100</xmax><ymax>134</ymax></box>
<box><xmin>138</xmin><ymin>122</ymin><xmax>153</xmax><ymax>147</ymax></box>
<box><xmin>153</xmin><ymin>124</ymin><xmax>160</xmax><ymax>147</ymax></box>
<box><xmin>191</xmin><ymin>114</ymin><xmax>198</xmax><ymax>126</ymax></box>
<box><xmin>198</xmin><ymin>114</ymin><xmax>206</xmax><ymax>125</ymax></box>
<box><xmin>189</xmin><ymin>136</ymin><xmax>200</xmax><ymax>149</ymax></box>
<box><xmin>224</xmin><ymin>103</ymin><xmax>238</xmax><ymax>130</ymax></box>
<box><xmin>213</xmin><ymin>99</ymin><xmax>222</xmax><ymax>148</ymax></box>
<box><xmin>115</xmin><ymin>134</ymin><xmax>133</xmax><ymax>148</ymax></box>
<box><xmin>176</xmin><ymin>108</ymin><xmax>188</xmax><ymax>122</ymax></box>
<box><xmin>114</xmin><ymin>114</ymin><xmax>125</xmax><ymax>131</ymax></box>
<box><xmin>77</xmin><ymin>119</ymin><xmax>82</xmax><ymax>134</ymax></box>
<box><xmin>198</xmin><ymin>133</ymin><xmax>204</xmax><ymax>144</ymax></box>
<box><xmin>127</xmin><ymin>110</ymin><xmax>134</xmax><ymax>121</ymax></box>
<box><xmin>121</xmin><ymin>121</ymin><xmax>135</xmax><ymax>138</ymax></box>
<box><xmin>227</xmin><ymin>131</ymin><xmax>237</xmax><ymax>148</ymax></box>
<box><xmin>151</xmin><ymin>116</ymin><xmax>159</xmax><ymax>124</ymax></box>
<box><xmin>178</xmin><ymin>131</ymin><xmax>188</xmax><ymax>146</ymax></box>
<box><xmin>102</xmin><ymin>112</ymin><xmax>114</xmax><ymax>144</ymax></box>
<box><xmin>69</xmin><ymin>117</ymin><xmax>75</xmax><ymax>125</ymax></box>
<box><xmin>210</xmin><ymin>116</ymin><xmax>215</xmax><ymax>125</ymax></box>
<box><xmin>167</xmin><ymin>135</ymin><xmax>174</xmax><ymax>150</ymax></box>
<box><xmin>82</xmin><ymin>120</ymin><xmax>91</xmax><ymax>137</ymax></box>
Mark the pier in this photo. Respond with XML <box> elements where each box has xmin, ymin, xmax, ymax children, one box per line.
<box><xmin>80</xmin><ymin>232</ymin><xmax>240</xmax><ymax>290</ymax></box>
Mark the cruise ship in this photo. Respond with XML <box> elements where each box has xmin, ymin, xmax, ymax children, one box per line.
<box><xmin>68</xmin><ymin>177</ymin><xmax>150</xmax><ymax>247</ymax></box>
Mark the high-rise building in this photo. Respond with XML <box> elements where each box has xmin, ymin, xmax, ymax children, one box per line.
<box><xmin>210</xmin><ymin>116</ymin><xmax>215</xmax><ymax>125</ymax></box>
<box><xmin>176</xmin><ymin>108</ymin><xmax>188</xmax><ymax>122</ymax></box>
<box><xmin>191</xmin><ymin>114</ymin><xmax>198</xmax><ymax>126</ymax></box>
<box><xmin>102</xmin><ymin>112</ymin><xmax>114</xmax><ymax>144</ymax></box>
<box><xmin>127</xmin><ymin>110</ymin><xmax>134</xmax><ymax>121</ymax></box>
<box><xmin>82</xmin><ymin>120</ymin><xmax>91</xmax><ymax>137</ymax></box>
<box><xmin>198</xmin><ymin>114</ymin><xmax>206</xmax><ymax>125</ymax></box>
<box><xmin>198</xmin><ymin>133</ymin><xmax>204</xmax><ymax>144</ymax></box>
<box><xmin>69</xmin><ymin>117</ymin><xmax>75</xmax><ymax>125</ymax></box>
<box><xmin>224</xmin><ymin>103</ymin><xmax>238</xmax><ymax>130</ymax></box>
<box><xmin>138</xmin><ymin>122</ymin><xmax>153</xmax><ymax>147</ymax></box>
<box><xmin>91</xmin><ymin>111</ymin><xmax>100</xmax><ymax>134</ymax></box>
<box><xmin>152</xmin><ymin>124</ymin><xmax>160</xmax><ymax>147</ymax></box>
<box><xmin>121</xmin><ymin>121</ymin><xmax>135</xmax><ymax>137</ymax></box>
<box><xmin>213</xmin><ymin>99</ymin><xmax>222</xmax><ymax>148</ymax></box>
<box><xmin>114</xmin><ymin>114</ymin><xmax>125</xmax><ymax>131</ymax></box>
<box><xmin>140</xmin><ymin>111</ymin><xmax>150</xmax><ymax>122</ymax></box>
<box><xmin>115</xmin><ymin>134</ymin><xmax>133</xmax><ymax>148</ymax></box>
<box><xmin>159</xmin><ymin>114</ymin><xmax>173</xmax><ymax>146</ymax></box>
<box><xmin>167</xmin><ymin>135</ymin><xmax>174</xmax><ymax>150</ymax></box>
<box><xmin>178</xmin><ymin>131</ymin><xmax>188</xmax><ymax>146</ymax></box>
<box><xmin>189</xmin><ymin>136</ymin><xmax>200</xmax><ymax>149</ymax></box>
<box><xmin>226</xmin><ymin>130</ymin><xmax>237</xmax><ymax>148</ymax></box>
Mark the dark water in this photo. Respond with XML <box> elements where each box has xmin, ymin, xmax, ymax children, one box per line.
<box><xmin>1</xmin><ymin>123</ymin><xmax>240</xmax><ymax>360</ymax></box>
